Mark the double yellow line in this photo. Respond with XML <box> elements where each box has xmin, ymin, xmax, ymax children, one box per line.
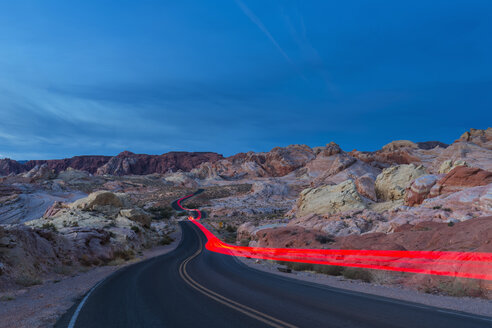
<box><xmin>178</xmin><ymin>227</ymin><xmax>297</xmax><ymax>328</ymax></box>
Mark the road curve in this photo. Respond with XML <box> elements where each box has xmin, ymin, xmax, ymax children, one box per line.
<box><xmin>56</xmin><ymin>202</ymin><xmax>492</xmax><ymax>327</ymax></box>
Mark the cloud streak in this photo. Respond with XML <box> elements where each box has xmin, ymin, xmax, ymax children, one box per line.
<box><xmin>235</xmin><ymin>0</ymin><xmax>294</xmax><ymax>66</ymax></box>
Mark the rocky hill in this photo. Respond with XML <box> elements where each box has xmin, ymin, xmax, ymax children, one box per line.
<box><xmin>96</xmin><ymin>151</ymin><xmax>223</xmax><ymax>176</ymax></box>
<box><xmin>0</xmin><ymin>151</ymin><xmax>223</xmax><ymax>176</ymax></box>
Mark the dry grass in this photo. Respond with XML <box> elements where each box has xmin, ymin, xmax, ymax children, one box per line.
<box><xmin>15</xmin><ymin>274</ymin><xmax>42</xmax><ymax>287</ymax></box>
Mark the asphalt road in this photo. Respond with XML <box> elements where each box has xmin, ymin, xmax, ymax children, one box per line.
<box><xmin>56</xmin><ymin>219</ymin><xmax>492</xmax><ymax>327</ymax></box>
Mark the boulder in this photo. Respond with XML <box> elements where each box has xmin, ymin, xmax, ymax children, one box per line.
<box><xmin>294</xmin><ymin>180</ymin><xmax>368</xmax><ymax>217</ymax></box>
<box><xmin>375</xmin><ymin>164</ymin><xmax>427</xmax><ymax>201</ymax></box>
<box><xmin>404</xmin><ymin>175</ymin><xmax>440</xmax><ymax>206</ymax></box>
<box><xmin>354</xmin><ymin>174</ymin><xmax>377</xmax><ymax>201</ymax></box>
<box><xmin>163</xmin><ymin>172</ymin><xmax>198</xmax><ymax>188</ymax></box>
<box><xmin>71</xmin><ymin>191</ymin><xmax>123</xmax><ymax>213</ymax></box>
<box><xmin>120</xmin><ymin>208</ymin><xmax>152</xmax><ymax>227</ymax></box>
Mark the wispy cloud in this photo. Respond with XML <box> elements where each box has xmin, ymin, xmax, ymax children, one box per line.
<box><xmin>235</xmin><ymin>0</ymin><xmax>294</xmax><ymax>66</ymax></box>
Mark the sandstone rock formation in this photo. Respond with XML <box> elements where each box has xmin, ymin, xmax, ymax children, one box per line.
<box><xmin>375</xmin><ymin>164</ymin><xmax>427</xmax><ymax>201</ymax></box>
<box><xmin>0</xmin><ymin>152</ymin><xmax>221</xmax><ymax>177</ymax></box>
<box><xmin>192</xmin><ymin>144</ymin><xmax>315</xmax><ymax>180</ymax></box>
<box><xmin>96</xmin><ymin>151</ymin><xmax>223</xmax><ymax>176</ymax></box>
<box><xmin>22</xmin><ymin>164</ymin><xmax>55</xmax><ymax>181</ymax></box>
<box><xmin>457</xmin><ymin>127</ymin><xmax>492</xmax><ymax>149</ymax></box>
<box><xmin>294</xmin><ymin>180</ymin><xmax>368</xmax><ymax>217</ymax></box>
<box><xmin>404</xmin><ymin>174</ymin><xmax>440</xmax><ymax>206</ymax></box>
<box><xmin>429</xmin><ymin>166</ymin><xmax>492</xmax><ymax>198</ymax></box>
<box><xmin>354</xmin><ymin>174</ymin><xmax>377</xmax><ymax>201</ymax></box>
<box><xmin>0</xmin><ymin>158</ymin><xmax>25</xmax><ymax>176</ymax></box>
<box><xmin>71</xmin><ymin>191</ymin><xmax>124</xmax><ymax>213</ymax></box>
<box><xmin>25</xmin><ymin>156</ymin><xmax>112</xmax><ymax>174</ymax></box>
<box><xmin>437</xmin><ymin>160</ymin><xmax>467</xmax><ymax>174</ymax></box>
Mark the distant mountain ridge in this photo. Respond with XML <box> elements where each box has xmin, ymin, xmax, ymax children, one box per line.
<box><xmin>0</xmin><ymin>152</ymin><xmax>223</xmax><ymax>176</ymax></box>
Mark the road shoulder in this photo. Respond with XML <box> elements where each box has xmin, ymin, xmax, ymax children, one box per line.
<box><xmin>237</xmin><ymin>257</ymin><xmax>492</xmax><ymax>318</ymax></box>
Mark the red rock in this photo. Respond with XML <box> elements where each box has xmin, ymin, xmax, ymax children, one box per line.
<box><xmin>0</xmin><ymin>158</ymin><xmax>26</xmax><ymax>176</ymax></box>
<box><xmin>25</xmin><ymin>156</ymin><xmax>112</xmax><ymax>174</ymax></box>
<box><xmin>354</xmin><ymin>174</ymin><xmax>377</xmax><ymax>201</ymax></box>
<box><xmin>257</xmin><ymin>216</ymin><xmax>492</xmax><ymax>253</ymax></box>
<box><xmin>349</xmin><ymin>149</ymin><xmax>421</xmax><ymax>167</ymax></box>
<box><xmin>404</xmin><ymin>174</ymin><xmax>440</xmax><ymax>206</ymax></box>
<box><xmin>254</xmin><ymin>226</ymin><xmax>334</xmax><ymax>248</ymax></box>
<box><xmin>429</xmin><ymin>166</ymin><xmax>492</xmax><ymax>197</ymax></box>
<box><xmin>96</xmin><ymin>151</ymin><xmax>223</xmax><ymax>176</ymax></box>
<box><xmin>194</xmin><ymin>144</ymin><xmax>315</xmax><ymax>179</ymax></box>
<box><xmin>456</xmin><ymin>127</ymin><xmax>492</xmax><ymax>149</ymax></box>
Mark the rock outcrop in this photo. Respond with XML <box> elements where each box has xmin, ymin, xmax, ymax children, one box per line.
<box><xmin>457</xmin><ymin>127</ymin><xmax>492</xmax><ymax>149</ymax></box>
<box><xmin>405</xmin><ymin>175</ymin><xmax>440</xmax><ymax>206</ymax></box>
<box><xmin>375</xmin><ymin>164</ymin><xmax>427</xmax><ymax>201</ymax></box>
<box><xmin>25</xmin><ymin>156</ymin><xmax>112</xmax><ymax>174</ymax></box>
<box><xmin>429</xmin><ymin>166</ymin><xmax>492</xmax><ymax>198</ymax></box>
<box><xmin>438</xmin><ymin>160</ymin><xmax>467</xmax><ymax>174</ymax></box>
<box><xmin>354</xmin><ymin>174</ymin><xmax>377</xmax><ymax>201</ymax></box>
<box><xmin>293</xmin><ymin>180</ymin><xmax>368</xmax><ymax>217</ymax></box>
<box><xmin>120</xmin><ymin>208</ymin><xmax>152</xmax><ymax>227</ymax></box>
<box><xmin>71</xmin><ymin>191</ymin><xmax>125</xmax><ymax>213</ymax></box>
<box><xmin>0</xmin><ymin>152</ymin><xmax>222</xmax><ymax>177</ymax></box>
<box><xmin>193</xmin><ymin>144</ymin><xmax>315</xmax><ymax>180</ymax></box>
<box><xmin>0</xmin><ymin>158</ymin><xmax>25</xmax><ymax>176</ymax></box>
<box><xmin>96</xmin><ymin>151</ymin><xmax>223</xmax><ymax>176</ymax></box>
<box><xmin>22</xmin><ymin>164</ymin><xmax>55</xmax><ymax>181</ymax></box>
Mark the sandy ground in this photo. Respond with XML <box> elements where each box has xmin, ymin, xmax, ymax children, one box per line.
<box><xmin>238</xmin><ymin>257</ymin><xmax>492</xmax><ymax>318</ymax></box>
<box><xmin>0</xmin><ymin>228</ymin><xmax>181</xmax><ymax>328</ymax></box>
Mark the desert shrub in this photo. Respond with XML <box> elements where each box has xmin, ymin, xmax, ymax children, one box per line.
<box><xmin>224</xmin><ymin>235</ymin><xmax>237</xmax><ymax>243</ymax></box>
<box><xmin>313</xmin><ymin>264</ymin><xmax>344</xmax><ymax>276</ymax></box>
<box><xmin>15</xmin><ymin>274</ymin><xmax>42</xmax><ymax>287</ymax></box>
<box><xmin>286</xmin><ymin>262</ymin><xmax>315</xmax><ymax>272</ymax></box>
<box><xmin>131</xmin><ymin>226</ymin><xmax>140</xmax><ymax>233</ymax></box>
<box><xmin>184</xmin><ymin>202</ymin><xmax>199</xmax><ymax>209</ymax></box>
<box><xmin>447</xmin><ymin>221</ymin><xmax>455</xmax><ymax>227</ymax></box>
<box><xmin>53</xmin><ymin>265</ymin><xmax>73</xmax><ymax>275</ymax></box>
<box><xmin>315</xmin><ymin>234</ymin><xmax>334</xmax><ymax>244</ymax></box>
<box><xmin>276</xmin><ymin>261</ymin><xmax>343</xmax><ymax>276</ymax></box>
<box><xmin>0</xmin><ymin>295</ymin><xmax>15</xmax><ymax>301</ymax></box>
<box><xmin>79</xmin><ymin>254</ymin><xmax>101</xmax><ymax>266</ymax></box>
<box><xmin>438</xmin><ymin>280</ymin><xmax>485</xmax><ymax>298</ymax></box>
<box><xmin>443</xmin><ymin>208</ymin><xmax>453</xmax><ymax>212</ymax></box>
<box><xmin>148</xmin><ymin>206</ymin><xmax>175</xmax><ymax>220</ymax></box>
<box><xmin>239</xmin><ymin>238</ymin><xmax>250</xmax><ymax>246</ymax></box>
<box><xmin>225</xmin><ymin>225</ymin><xmax>236</xmax><ymax>233</ymax></box>
<box><xmin>342</xmin><ymin>268</ymin><xmax>373</xmax><ymax>282</ymax></box>
<box><xmin>432</xmin><ymin>205</ymin><xmax>442</xmax><ymax>210</ymax></box>
<box><xmin>159</xmin><ymin>235</ymin><xmax>174</xmax><ymax>246</ymax></box>
<box><xmin>114</xmin><ymin>249</ymin><xmax>135</xmax><ymax>261</ymax></box>
<box><xmin>41</xmin><ymin>223</ymin><xmax>57</xmax><ymax>232</ymax></box>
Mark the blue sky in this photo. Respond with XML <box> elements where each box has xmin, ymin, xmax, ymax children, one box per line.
<box><xmin>0</xmin><ymin>0</ymin><xmax>490</xmax><ymax>159</ymax></box>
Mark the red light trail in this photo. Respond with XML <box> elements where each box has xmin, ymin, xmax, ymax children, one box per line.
<box><xmin>176</xmin><ymin>194</ymin><xmax>492</xmax><ymax>280</ymax></box>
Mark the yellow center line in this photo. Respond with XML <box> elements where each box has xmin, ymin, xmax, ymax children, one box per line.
<box><xmin>178</xmin><ymin>225</ymin><xmax>298</xmax><ymax>328</ymax></box>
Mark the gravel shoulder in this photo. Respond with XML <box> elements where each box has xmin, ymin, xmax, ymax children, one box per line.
<box><xmin>238</xmin><ymin>257</ymin><xmax>492</xmax><ymax>318</ymax></box>
<box><xmin>0</xmin><ymin>227</ymin><xmax>182</xmax><ymax>328</ymax></box>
